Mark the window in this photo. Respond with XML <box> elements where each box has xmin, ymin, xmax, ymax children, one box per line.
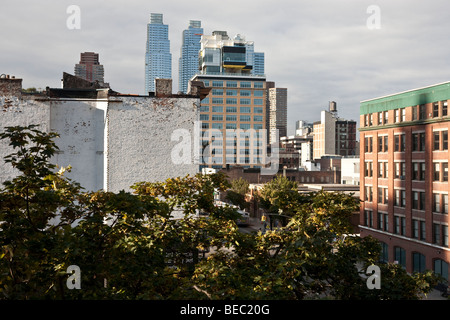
<box><xmin>240</xmin><ymin>81</ymin><xmax>251</xmax><ymax>88</ymax></box>
<box><xmin>212</xmin><ymin>115</ymin><xmax>223</xmax><ymax>121</ymax></box>
<box><xmin>365</xmin><ymin>137</ymin><xmax>373</xmax><ymax>153</ymax></box>
<box><xmin>384</xmin><ymin>111</ymin><xmax>389</xmax><ymax>124</ymax></box>
<box><xmin>378</xmin><ymin>213</ymin><xmax>384</xmax><ymax>230</ymax></box>
<box><xmin>254</xmin><ymin>99</ymin><xmax>263</xmax><ymax>105</ymax></box>
<box><xmin>412</xmin><ymin>106</ymin><xmax>418</xmax><ymax>121</ymax></box>
<box><xmin>395</xmin><ymin>162</ymin><xmax>406</xmax><ymax>180</ymax></box>
<box><xmin>240</xmin><ymin>98</ymin><xmax>251</xmax><ymax>105</ymax></box>
<box><xmin>444</xmin><ymin>225</ymin><xmax>449</xmax><ymax>247</ymax></box>
<box><xmin>211</xmin><ymin>123</ymin><xmax>223</xmax><ymax>129</ymax></box>
<box><xmin>412</xmin><ymin>219</ymin><xmax>419</xmax><ymax>239</ymax></box>
<box><xmin>443</xmin><ymin>131</ymin><xmax>448</xmax><ymax>150</ymax></box>
<box><xmin>212</xmin><ymin>81</ymin><xmax>223</xmax><ymax>87</ymax></box>
<box><xmin>226</xmin><ymin>115</ymin><xmax>237</xmax><ymax>121</ymax></box>
<box><xmin>433</xmin><ymin>102</ymin><xmax>440</xmax><ymax>117</ymax></box>
<box><xmin>226</xmin><ymin>106</ymin><xmax>237</xmax><ymax>113</ymax></box>
<box><xmin>378</xmin><ymin>112</ymin><xmax>383</xmax><ymax>125</ymax></box>
<box><xmin>380</xmin><ymin>242</ymin><xmax>389</xmax><ymax>263</ymax></box>
<box><xmin>395</xmin><ymin>109</ymin><xmax>400</xmax><ymax>123</ymax></box>
<box><xmin>394</xmin><ymin>216</ymin><xmax>406</xmax><ymax>235</ymax></box>
<box><xmin>444</xmin><ymin>194</ymin><xmax>448</xmax><ymax>214</ymax></box>
<box><xmin>226</xmin><ymin>98</ymin><xmax>237</xmax><ymax>105</ymax></box>
<box><xmin>412</xmin><ymin>132</ymin><xmax>425</xmax><ymax>151</ymax></box>
<box><xmin>240</xmin><ymin>107</ymin><xmax>251</xmax><ymax>113</ymax></box>
<box><xmin>254</xmin><ymin>82</ymin><xmax>264</xmax><ymax>89</ymax></box>
<box><xmin>200</xmin><ymin>114</ymin><xmax>209</xmax><ymax>121</ymax></box>
<box><xmin>420</xmin><ymin>221</ymin><xmax>426</xmax><ymax>241</ymax></box>
<box><xmin>365</xmin><ymin>161</ymin><xmax>373</xmax><ymax>177</ymax></box>
<box><xmin>239</xmin><ymin>90</ymin><xmax>250</xmax><ymax>96</ymax></box>
<box><xmin>394</xmin><ymin>247</ymin><xmax>406</xmax><ymax>268</ymax></box>
<box><xmin>364</xmin><ymin>210</ymin><xmax>373</xmax><ymax>227</ymax></box>
<box><xmin>226</xmin><ymin>81</ymin><xmax>237</xmax><ymax>88</ymax></box>
<box><xmin>212</xmin><ymin>89</ymin><xmax>223</xmax><ymax>95</ymax></box>
<box><xmin>443</xmin><ymin>101</ymin><xmax>448</xmax><ymax>117</ymax></box>
<box><xmin>254</xmin><ymin>107</ymin><xmax>263</xmax><ymax>114</ymax></box>
<box><xmin>253</xmin><ymin>90</ymin><xmax>264</xmax><ymax>97</ymax></box>
<box><xmin>434</xmin><ymin>163</ymin><xmax>441</xmax><ymax>181</ymax></box>
<box><xmin>365</xmin><ymin>186</ymin><xmax>373</xmax><ymax>202</ymax></box>
<box><xmin>412</xmin><ymin>191</ymin><xmax>426</xmax><ymax>210</ymax></box>
<box><xmin>395</xmin><ymin>189</ymin><xmax>406</xmax><ymax>207</ymax></box>
<box><xmin>253</xmin><ymin>115</ymin><xmax>263</xmax><ymax>122</ymax></box>
<box><xmin>433</xmin><ymin>223</ymin><xmax>441</xmax><ymax>245</ymax></box>
<box><xmin>433</xmin><ymin>193</ymin><xmax>441</xmax><ymax>213</ymax></box>
<box><xmin>401</xmin><ymin>108</ymin><xmax>406</xmax><ymax>122</ymax></box>
<box><xmin>413</xmin><ymin>253</ymin><xmax>426</xmax><ymax>273</ymax></box>
<box><xmin>226</xmin><ymin>89</ymin><xmax>238</xmax><ymax>96</ymax></box>
<box><xmin>240</xmin><ymin>115</ymin><xmax>251</xmax><ymax>122</ymax></box>
<box><xmin>419</xmin><ymin>104</ymin><xmax>426</xmax><ymax>119</ymax></box>
<box><xmin>394</xmin><ymin>134</ymin><xmax>405</xmax><ymax>152</ymax></box>
<box><xmin>434</xmin><ymin>259</ymin><xmax>449</xmax><ymax>281</ymax></box>
<box><xmin>433</xmin><ymin>132</ymin><xmax>440</xmax><ymax>150</ymax></box>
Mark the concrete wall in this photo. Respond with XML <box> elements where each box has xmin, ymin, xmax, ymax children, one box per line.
<box><xmin>106</xmin><ymin>96</ymin><xmax>200</xmax><ymax>192</ymax></box>
<box><xmin>1</xmin><ymin>88</ymin><xmax>200</xmax><ymax>192</ymax></box>
<box><xmin>49</xmin><ymin>99</ymin><xmax>106</xmax><ymax>191</ymax></box>
<box><xmin>0</xmin><ymin>96</ymin><xmax>50</xmax><ymax>186</ymax></box>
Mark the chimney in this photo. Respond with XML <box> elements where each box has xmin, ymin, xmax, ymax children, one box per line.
<box><xmin>155</xmin><ymin>78</ymin><xmax>172</xmax><ymax>97</ymax></box>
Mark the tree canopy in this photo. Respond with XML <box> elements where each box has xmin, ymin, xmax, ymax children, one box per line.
<box><xmin>0</xmin><ymin>125</ymin><xmax>443</xmax><ymax>300</ymax></box>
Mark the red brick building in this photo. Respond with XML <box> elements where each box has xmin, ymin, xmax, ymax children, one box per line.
<box><xmin>360</xmin><ymin>82</ymin><xmax>449</xmax><ymax>281</ymax></box>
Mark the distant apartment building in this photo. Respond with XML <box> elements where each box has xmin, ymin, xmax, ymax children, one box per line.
<box><xmin>268</xmin><ymin>87</ymin><xmax>288</xmax><ymax>144</ymax></box>
<box><xmin>192</xmin><ymin>31</ymin><xmax>267</xmax><ymax>170</ymax></box>
<box><xmin>360</xmin><ymin>81</ymin><xmax>449</xmax><ymax>281</ymax></box>
<box><xmin>313</xmin><ymin>101</ymin><xmax>357</xmax><ymax>159</ymax></box>
<box><xmin>179</xmin><ymin>20</ymin><xmax>203</xmax><ymax>94</ymax></box>
<box><xmin>74</xmin><ymin>52</ymin><xmax>105</xmax><ymax>84</ymax></box>
<box><xmin>145</xmin><ymin>13</ymin><xmax>172</xmax><ymax>94</ymax></box>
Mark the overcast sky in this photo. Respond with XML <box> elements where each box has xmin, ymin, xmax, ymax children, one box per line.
<box><xmin>2</xmin><ymin>0</ymin><xmax>450</xmax><ymax>136</ymax></box>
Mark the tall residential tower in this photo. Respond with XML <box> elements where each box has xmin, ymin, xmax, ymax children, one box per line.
<box><xmin>145</xmin><ymin>13</ymin><xmax>172</xmax><ymax>94</ymax></box>
<box><xmin>179</xmin><ymin>20</ymin><xmax>203</xmax><ymax>94</ymax></box>
<box><xmin>74</xmin><ymin>52</ymin><xmax>105</xmax><ymax>84</ymax></box>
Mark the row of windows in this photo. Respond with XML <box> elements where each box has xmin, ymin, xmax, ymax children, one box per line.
<box><xmin>201</xmin><ymin>123</ymin><xmax>263</xmax><ymax>130</ymax></box>
<box><xmin>200</xmin><ymin>106</ymin><xmax>264</xmax><ymax>113</ymax></box>
<box><xmin>200</xmin><ymin>115</ymin><xmax>263</xmax><ymax>122</ymax></box>
<box><xmin>363</xmin><ymin>100</ymin><xmax>449</xmax><ymax>127</ymax></box>
<box><xmin>203</xmin><ymin>80</ymin><xmax>265</xmax><ymax>89</ymax></box>
<box><xmin>379</xmin><ymin>243</ymin><xmax>448</xmax><ymax>280</ymax></box>
<box><xmin>364</xmin><ymin>211</ymin><xmax>449</xmax><ymax>247</ymax></box>
<box><xmin>211</xmin><ymin>89</ymin><xmax>264</xmax><ymax>97</ymax></box>
<box><xmin>202</xmin><ymin>98</ymin><xmax>264</xmax><ymax>105</ymax></box>
<box><xmin>364</xmin><ymin>130</ymin><xmax>449</xmax><ymax>153</ymax></box>
<box><xmin>364</xmin><ymin>160</ymin><xmax>448</xmax><ymax>182</ymax></box>
<box><xmin>365</xmin><ymin>187</ymin><xmax>448</xmax><ymax>214</ymax></box>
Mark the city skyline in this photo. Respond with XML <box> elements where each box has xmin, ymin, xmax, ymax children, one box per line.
<box><xmin>2</xmin><ymin>1</ymin><xmax>450</xmax><ymax>135</ymax></box>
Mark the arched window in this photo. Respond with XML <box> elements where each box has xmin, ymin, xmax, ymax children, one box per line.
<box><xmin>434</xmin><ymin>259</ymin><xmax>449</xmax><ymax>281</ymax></box>
<box><xmin>394</xmin><ymin>246</ymin><xmax>406</xmax><ymax>269</ymax></box>
<box><xmin>412</xmin><ymin>252</ymin><xmax>426</xmax><ymax>273</ymax></box>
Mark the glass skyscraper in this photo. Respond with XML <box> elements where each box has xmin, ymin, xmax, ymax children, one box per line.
<box><xmin>145</xmin><ymin>13</ymin><xmax>172</xmax><ymax>94</ymax></box>
<box><xmin>178</xmin><ymin>20</ymin><xmax>203</xmax><ymax>94</ymax></box>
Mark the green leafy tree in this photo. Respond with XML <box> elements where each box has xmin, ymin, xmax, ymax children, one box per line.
<box><xmin>225</xmin><ymin>177</ymin><xmax>250</xmax><ymax>210</ymax></box>
<box><xmin>258</xmin><ymin>175</ymin><xmax>302</xmax><ymax>216</ymax></box>
<box><xmin>0</xmin><ymin>125</ymin><xmax>442</xmax><ymax>300</ymax></box>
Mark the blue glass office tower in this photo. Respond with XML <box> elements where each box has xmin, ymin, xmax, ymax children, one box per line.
<box><xmin>145</xmin><ymin>13</ymin><xmax>172</xmax><ymax>94</ymax></box>
<box><xmin>179</xmin><ymin>20</ymin><xmax>203</xmax><ymax>94</ymax></box>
